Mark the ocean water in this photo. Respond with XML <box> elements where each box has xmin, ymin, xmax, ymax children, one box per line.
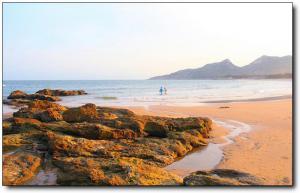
<box><xmin>3</xmin><ymin>79</ymin><xmax>292</xmax><ymax>111</ymax></box>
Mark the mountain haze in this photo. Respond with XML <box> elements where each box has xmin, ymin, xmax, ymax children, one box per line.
<box><xmin>149</xmin><ymin>55</ymin><xmax>292</xmax><ymax>80</ymax></box>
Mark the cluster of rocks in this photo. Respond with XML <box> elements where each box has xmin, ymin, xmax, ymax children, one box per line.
<box><xmin>2</xmin><ymin>89</ymin><xmax>263</xmax><ymax>186</ymax></box>
<box><xmin>3</xmin><ymin>89</ymin><xmax>87</xmax><ymax>108</ymax></box>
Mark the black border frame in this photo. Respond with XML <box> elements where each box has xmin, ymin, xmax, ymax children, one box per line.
<box><xmin>1</xmin><ymin>1</ymin><xmax>295</xmax><ymax>188</ymax></box>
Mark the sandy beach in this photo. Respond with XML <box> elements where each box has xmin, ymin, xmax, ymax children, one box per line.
<box><xmin>128</xmin><ymin>98</ymin><xmax>292</xmax><ymax>185</ymax></box>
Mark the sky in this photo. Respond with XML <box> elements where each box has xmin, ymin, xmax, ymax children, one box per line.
<box><xmin>3</xmin><ymin>3</ymin><xmax>292</xmax><ymax>80</ymax></box>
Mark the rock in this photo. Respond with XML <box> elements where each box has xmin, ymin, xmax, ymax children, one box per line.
<box><xmin>3</xmin><ymin>121</ymin><xmax>13</xmax><ymax>135</ymax></box>
<box><xmin>43</xmin><ymin>122</ymin><xmax>137</xmax><ymax>140</ymax></box>
<box><xmin>4</xmin><ymin>117</ymin><xmax>42</xmax><ymax>134</ymax></box>
<box><xmin>168</xmin><ymin>130</ymin><xmax>208</xmax><ymax>147</ymax></box>
<box><xmin>46</xmin><ymin>131</ymin><xmax>116</xmax><ymax>158</ymax></box>
<box><xmin>13</xmin><ymin>100</ymin><xmax>66</xmax><ymax>122</ymax></box>
<box><xmin>3</xmin><ymin>131</ymin><xmax>45</xmax><ymax>153</ymax></box>
<box><xmin>3</xmin><ymin>99</ymin><xmax>31</xmax><ymax>107</ymax></box>
<box><xmin>26</xmin><ymin>94</ymin><xmax>61</xmax><ymax>101</ymax></box>
<box><xmin>68</xmin><ymin>123</ymin><xmax>138</xmax><ymax>139</ymax></box>
<box><xmin>36</xmin><ymin>89</ymin><xmax>87</xmax><ymax>96</ymax></box>
<box><xmin>3</xmin><ymin>101</ymin><xmax>213</xmax><ymax>186</ymax></box>
<box><xmin>183</xmin><ymin>169</ymin><xmax>265</xmax><ymax>186</ymax></box>
<box><xmin>7</xmin><ymin>90</ymin><xmax>28</xmax><ymax>99</ymax></box>
<box><xmin>7</xmin><ymin>90</ymin><xmax>61</xmax><ymax>101</ymax></box>
<box><xmin>46</xmin><ymin>131</ymin><xmax>191</xmax><ymax>166</ymax></box>
<box><xmin>95</xmin><ymin>126</ymin><xmax>137</xmax><ymax>139</ymax></box>
<box><xmin>5</xmin><ymin>89</ymin><xmax>87</xmax><ymax>108</ymax></box>
<box><xmin>144</xmin><ymin>121</ymin><xmax>168</xmax><ymax>137</ymax></box>
<box><xmin>53</xmin><ymin>156</ymin><xmax>182</xmax><ymax>185</ymax></box>
<box><xmin>3</xmin><ymin>152</ymin><xmax>42</xmax><ymax>185</ymax></box>
<box><xmin>28</xmin><ymin>100</ymin><xmax>67</xmax><ymax>111</ymax></box>
<box><xmin>63</xmin><ymin>103</ymin><xmax>99</xmax><ymax>123</ymax></box>
<box><xmin>143</xmin><ymin>117</ymin><xmax>212</xmax><ymax>138</ymax></box>
<box><xmin>97</xmin><ymin>107</ymin><xmax>145</xmax><ymax>134</ymax></box>
<box><xmin>7</xmin><ymin>91</ymin><xmax>60</xmax><ymax>104</ymax></box>
<box><xmin>39</xmin><ymin>108</ymin><xmax>64</xmax><ymax>122</ymax></box>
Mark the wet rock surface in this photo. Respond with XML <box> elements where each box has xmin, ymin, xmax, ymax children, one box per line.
<box><xmin>183</xmin><ymin>169</ymin><xmax>265</xmax><ymax>185</ymax></box>
<box><xmin>3</xmin><ymin>152</ymin><xmax>42</xmax><ymax>185</ymax></box>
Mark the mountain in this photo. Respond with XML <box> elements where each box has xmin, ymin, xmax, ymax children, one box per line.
<box><xmin>149</xmin><ymin>55</ymin><xmax>292</xmax><ymax>80</ymax></box>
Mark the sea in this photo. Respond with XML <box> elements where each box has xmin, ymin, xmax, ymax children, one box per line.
<box><xmin>2</xmin><ymin>79</ymin><xmax>292</xmax><ymax>113</ymax></box>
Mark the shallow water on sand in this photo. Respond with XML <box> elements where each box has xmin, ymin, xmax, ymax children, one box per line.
<box><xmin>165</xmin><ymin>119</ymin><xmax>252</xmax><ymax>177</ymax></box>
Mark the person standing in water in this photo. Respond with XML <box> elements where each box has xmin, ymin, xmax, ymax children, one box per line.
<box><xmin>164</xmin><ymin>87</ymin><xmax>167</xmax><ymax>95</ymax></box>
<box><xmin>159</xmin><ymin>86</ymin><xmax>163</xmax><ymax>95</ymax></box>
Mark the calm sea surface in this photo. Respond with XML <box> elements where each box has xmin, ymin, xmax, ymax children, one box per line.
<box><xmin>3</xmin><ymin>79</ymin><xmax>292</xmax><ymax>113</ymax></box>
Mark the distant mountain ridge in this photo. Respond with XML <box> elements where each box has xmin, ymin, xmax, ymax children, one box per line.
<box><xmin>149</xmin><ymin>55</ymin><xmax>292</xmax><ymax>80</ymax></box>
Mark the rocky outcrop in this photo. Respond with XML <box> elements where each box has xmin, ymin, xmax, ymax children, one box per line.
<box><xmin>4</xmin><ymin>89</ymin><xmax>87</xmax><ymax>108</ymax></box>
<box><xmin>3</xmin><ymin>152</ymin><xmax>42</xmax><ymax>185</ymax></box>
<box><xmin>7</xmin><ymin>90</ymin><xmax>60</xmax><ymax>101</ymax></box>
<box><xmin>3</xmin><ymin>99</ymin><xmax>31</xmax><ymax>107</ymax></box>
<box><xmin>36</xmin><ymin>89</ymin><xmax>87</xmax><ymax>96</ymax></box>
<box><xmin>7</xmin><ymin>90</ymin><xmax>28</xmax><ymax>99</ymax></box>
<box><xmin>25</xmin><ymin>94</ymin><xmax>60</xmax><ymax>102</ymax></box>
<box><xmin>53</xmin><ymin>157</ymin><xmax>182</xmax><ymax>185</ymax></box>
<box><xmin>2</xmin><ymin>100</ymin><xmax>213</xmax><ymax>186</ymax></box>
<box><xmin>13</xmin><ymin>100</ymin><xmax>67</xmax><ymax>122</ymax></box>
<box><xmin>63</xmin><ymin>103</ymin><xmax>99</xmax><ymax>123</ymax></box>
<box><xmin>183</xmin><ymin>169</ymin><xmax>265</xmax><ymax>186</ymax></box>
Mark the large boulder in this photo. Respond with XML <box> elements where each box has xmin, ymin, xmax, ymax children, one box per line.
<box><xmin>3</xmin><ymin>152</ymin><xmax>42</xmax><ymax>185</ymax></box>
<box><xmin>7</xmin><ymin>90</ymin><xmax>28</xmax><ymax>99</ymax></box>
<box><xmin>63</xmin><ymin>103</ymin><xmax>99</xmax><ymax>123</ymax></box>
<box><xmin>183</xmin><ymin>169</ymin><xmax>265</xmax><ymax>186</ymax></box>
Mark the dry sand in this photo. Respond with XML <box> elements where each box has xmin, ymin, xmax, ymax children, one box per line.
<box><xmin>128</xmin><ymin>98</ymin><xmax>292</xmax><ymax>185</ymax></box>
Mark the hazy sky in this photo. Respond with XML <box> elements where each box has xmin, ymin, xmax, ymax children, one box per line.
<box><xmin>4</xmin><ymin>3</ymin><xmax>292</xmax><ymax>80</ymax></box>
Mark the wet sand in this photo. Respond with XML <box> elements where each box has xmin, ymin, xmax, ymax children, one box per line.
<box><xmin>129</xmin><ymin>98</ymin><xmax>292</xmax><ymax>185</ymax></box>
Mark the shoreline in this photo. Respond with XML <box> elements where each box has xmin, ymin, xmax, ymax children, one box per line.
<box><xmin>2</xmin><ymin>95</ymin><xmax>292</xmax><ymax>118</ymax></box>
<box><xmin>200</xmin><ymin>95</ymin><xmax>292</xmax><ymax>104</ymax></box>
<box><xmin>164</xmin><ymin>119</ymin><xmax>252</xmax><ymax>178</ymax></box>
<box><xmin>127</xmin><ymin>98</ymin><xmax>292</xmax><ymax>185</ymax></box>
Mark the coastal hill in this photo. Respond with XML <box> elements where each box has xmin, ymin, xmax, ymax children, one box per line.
<box><xmin>149</xmin><ymin>55</ymin><xmax>292</xmax><ymax>80</ymax></box>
